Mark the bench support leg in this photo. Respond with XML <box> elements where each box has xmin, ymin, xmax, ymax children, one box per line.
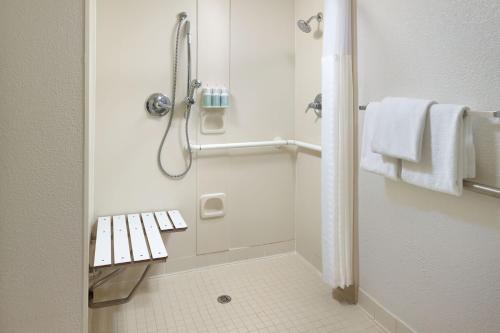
<box><xmin>89</xmin><ymin>264</ymin><xmax>151</xmax><ymax>308</ymax></box>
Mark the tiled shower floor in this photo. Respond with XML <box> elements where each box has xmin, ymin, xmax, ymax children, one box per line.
<box><xmin>91</xmin><ymin>253</ymin><xmax>382</xmax><ymax>333</ymax></box>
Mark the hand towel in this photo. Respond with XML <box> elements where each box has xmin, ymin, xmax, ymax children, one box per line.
<box><xmin>400</xmin><ymin>104</ymin><xmax>476</xmax><ymax>196</ymax></box>
<box><xmin>360</xmin><ymin>102</ymin><xmax>400</xmax><ymax>180</ymax></box>
<box><xmin>371</xmin><ymin>97</ymin><xmax>436</xmax><ymax>162</ymax></box>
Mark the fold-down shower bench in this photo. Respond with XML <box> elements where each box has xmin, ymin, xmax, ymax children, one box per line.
<box><xmin>89</xmin><ymin>211</ymin><xmax>187</xmax><ymax>308</ymax></box>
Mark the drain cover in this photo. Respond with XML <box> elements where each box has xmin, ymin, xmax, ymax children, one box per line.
<box><xmin>217</xmin><ymin>295</ymin><xmax>231</xmax><ymax>304</ymax></box>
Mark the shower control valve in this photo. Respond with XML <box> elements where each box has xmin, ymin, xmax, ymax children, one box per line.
<box><xmin>305</xmin><ymin>93</ymin><xmax>322</xmax><ymax>118</ymax></box>
<box><xmin>146</xmin><ymin>93</ymin><xmax>171</xmax><ymax>117</ymax></box>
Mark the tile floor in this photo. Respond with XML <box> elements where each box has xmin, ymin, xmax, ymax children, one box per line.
<box><xmin>91</xmin><ymin>253</ymin><xmax>382</xmax><ymax>333</ymax></box>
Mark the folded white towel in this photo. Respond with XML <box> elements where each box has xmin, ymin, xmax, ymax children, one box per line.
<box><xmin>400</xmin><ymin>104</ymin><xmax>476</xmax><ymax>196</ymax></box>
<box><xmin>372</xmin><ymin>97</ymin><xmax>436</xmax><ymax>162</ymax></box>
<box><xmin>360</xmin><ymin>102</ymin><xmax>400</xmax><ymax>180</ymax></box>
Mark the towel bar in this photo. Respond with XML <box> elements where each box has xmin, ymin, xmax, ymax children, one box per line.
<box><xmin>359</xmin><ymin>105</ymin><xmax>500</xmax><ymax>199</ymax></box>
<box><xmin>359</xmin><ymin>105</ymin><xmax>500</xmax><ymax>118</ymax></box>
<box><xmin>463</xmin><ymin>180</ymin><xmax>500</xmax><ymax>199</ymax></box>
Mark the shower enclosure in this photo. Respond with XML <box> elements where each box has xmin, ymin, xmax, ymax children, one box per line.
<box><xmin>93</xmin><ymin>0</ymin><xmax>324</xmax><ymax>270</ymax></box>
<box><xmin>89</xmin><ymin>1</ymin><xmax>328</xmax><ymax>318</ymax></box>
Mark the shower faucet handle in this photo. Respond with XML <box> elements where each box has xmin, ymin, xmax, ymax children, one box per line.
<box><xmin>305</xmin><ymin>102</ymin><xmax>319</xmax><ymax>113</ymax></box>
<box><xmin>146</xmin><ymin>93</ymin><xmax>171</xmax><ymax>116</ymax></box>
<box><xmin>305</xmin><ymin>94</ymin><xmax>322</xmax><ymax>118</ymax></box>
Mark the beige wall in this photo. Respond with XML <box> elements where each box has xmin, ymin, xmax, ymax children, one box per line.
<box><xmin>0</xmin><ymin>0</ymin><xmax>85</xmax><ymax>332</ymax></box>
<box><xmin>95</xmin><ymin>0</ymin><xmax>199</xmax><ymax>276</ymax></box>
<box><xmin>95</xmin><ymin>0</ymin><xmax>295</xmax><ymax>275</ymax></box>
<box><xmin>357</xmin><ymin>1</ymin><xmax>500</xmax><ymax>332</ymax></box>
<box><xmin>294</xmin><ymin>0</ymin><xmax>323</xmax><ymax>271</ymax></box>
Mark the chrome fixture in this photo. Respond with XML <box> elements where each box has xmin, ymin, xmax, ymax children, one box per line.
<box><xmin>305</xmin><ymin>94</ymin><xmax>322</xmax><ymax>118</ymax></box>
<box><xmin>146</xmin><ymin>93</ymin><xmax>171</xmax><ymax>116</ymax></box>
<box><xmin>185</xmin><ymin>79</ymin><xmax>202</xmax><ymax>106</ymax></box>
<box><xmin>146</xmin><ymin>12</ymin><xmax>201</xmax><ymax>179</ymax></box>
<box><xmin>89</xmin><ymin>265</ymin><xmax>150</xmax><ymax>308</ymax></box>
<box><xmin>297</xmin><ymin>12</ymin><xmax>323</xmax><ymax>33</ymax></box>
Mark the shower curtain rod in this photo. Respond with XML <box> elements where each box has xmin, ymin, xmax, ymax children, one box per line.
<box><xmin>359</xmin><ymin>105</ymin><xmax>500</xmax><ymax>199</ymax></box>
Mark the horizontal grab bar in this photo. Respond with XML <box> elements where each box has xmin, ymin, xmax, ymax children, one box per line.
<box><xmin>190</xmin><ymin>136</ymin><xmax>499</xmax><ymax>199</ymax></box>
<box><xmin>190</xmin><ymin>139</ymin><xmax>322</xmax><ymax>153</ymax></box>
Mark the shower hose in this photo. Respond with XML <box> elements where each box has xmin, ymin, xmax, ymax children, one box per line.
<box><xmin>157</xmin><ymin>17</ymin><xmax>193</xmax><ymax>179</ymax></box>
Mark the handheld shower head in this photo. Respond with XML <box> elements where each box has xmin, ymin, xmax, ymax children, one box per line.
<box><xmin>297</xmin><ymin>12</ymin><xmax>323</xmax><ymax>33</ymax></box>
<box><xmin>178</xmin><ymin>12</ymin><xmax>187</xmax><ymax>21</ymax></box>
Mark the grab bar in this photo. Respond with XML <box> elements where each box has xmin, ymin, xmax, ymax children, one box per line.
<box><xmin>190</xmin><ymin>139</ymin><xmax>321</xmax><ymax>153</ymax></box>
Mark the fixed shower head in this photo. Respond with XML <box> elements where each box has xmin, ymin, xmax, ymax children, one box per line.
<box><xmin>297</xmin><ymin>20</ymin><xmax>312</xmax><ymax>33</ymax></box>
<box><xmin>297</xmin><ymin>12</ymin><xmax>323</xmax><ymax>33</ymax></box>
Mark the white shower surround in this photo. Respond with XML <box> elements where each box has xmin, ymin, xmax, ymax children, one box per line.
<box><xmin>321</xmin><ymin>0</ymin><xmax>354</xmax><ymax>289</ymax></box>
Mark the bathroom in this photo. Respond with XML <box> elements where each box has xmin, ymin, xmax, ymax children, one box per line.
<box><xmin>1</xmin><ymin>0</ymin><xmax>499</xmax><ymax>333</ymax></box>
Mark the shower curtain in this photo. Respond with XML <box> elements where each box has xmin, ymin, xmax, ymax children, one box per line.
<box><xmin>321</xmin><ymin>0</ymin><xmax>354</xmax><ymax>289</ymax></box>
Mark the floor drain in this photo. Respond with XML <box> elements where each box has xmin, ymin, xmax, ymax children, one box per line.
<box><xmin>217</xmin><ymin>295</ymin><xmax>231</xmax><ymax>304</ymax></box>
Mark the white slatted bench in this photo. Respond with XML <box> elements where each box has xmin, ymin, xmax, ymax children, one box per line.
<box><xmin>89</xmin><ymin>210</ymin><xmax>187</xmax><ymax>308</ymax></box>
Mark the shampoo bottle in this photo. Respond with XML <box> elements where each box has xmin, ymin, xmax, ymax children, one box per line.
<box><xmin>202</xmin><ymin>87</ymin><xmax>212</xmax><ymax>107</ymax></box>
<box><xmin>212</xmin><ymin>87</ymin><xmax>221</xmax><ymax>107</ymax></box>
<box><xmin>220</xmin><ymin>87</ymin><xmax>229</xmax><ymax>107</ymax></box>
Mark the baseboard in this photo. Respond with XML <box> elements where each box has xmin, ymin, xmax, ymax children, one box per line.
<box><xmin>98</xmin><ymin>240</ymin><xmax>296</xmax><ymax>284</ymax></box>
<box><xmin>358</xmin><ymin>288</ymin><xmax>416</xmax><ymax>333</ymax></box>
<box><xmin>158</xmin><ymin>240</ymin><xmax>295</xmax><ymax>276</ymax></box>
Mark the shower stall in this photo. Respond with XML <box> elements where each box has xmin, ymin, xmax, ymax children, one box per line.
<box><xmin>94</xmin><ymin>0</ymin><xmax>324</xmax><ymax>271</ymax></box>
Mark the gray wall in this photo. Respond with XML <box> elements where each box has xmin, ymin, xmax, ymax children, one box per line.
<box><xmin>357</xmin><ymin>1</ymin><xmax>500</xmax><ymax>332</ymax></box>
<box><xmin>0</xmin><ymin>0</ymin><xmax>85</xmax><ymax>332</ymax></box>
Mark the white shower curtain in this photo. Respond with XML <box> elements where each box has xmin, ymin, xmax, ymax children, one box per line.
<box><xmin>321</xmin><ymin>0</ymin><xmax>354</xmax><ymax>289</ymax></box>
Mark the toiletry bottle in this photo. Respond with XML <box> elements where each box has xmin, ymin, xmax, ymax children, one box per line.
<box><xmin>202</xmin><ymin>87</ymin><xmax>212</xmax><ymax>107</ymax></box>
<box><xmin>220</xmin><ymin>87</ymin><xmax>229</xmax><ymax>107</ymax></box>
<box><xmin>212</xmin><ymin>87</ymin><xmax>221</xmax><ymax>107</ymax></box>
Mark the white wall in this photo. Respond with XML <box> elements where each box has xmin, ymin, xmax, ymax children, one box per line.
<box><xmin>0</xmin><ymin>0</ymin><xmax>85</xmax><ymax>332</ymax></box>
<box><xmin>294</xmin><ymin>0</ymin><xmax>323</xmax><ymax>271</ymax></box>
<box><xmin>357</xmin><ymin>1</ymin><xmax>500</xmax><ymax>332</ymax></box>
<box><xmin>94</xmin><ymin>0</ymin><xmax>295</xmax><ymax>275</ymax></box>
